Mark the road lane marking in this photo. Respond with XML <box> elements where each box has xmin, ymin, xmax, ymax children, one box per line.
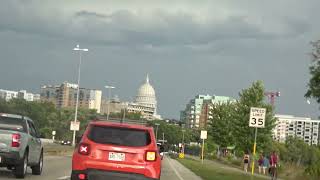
<box><xmin>57</xmin><ymin>176</ymin><xmax>70</xmax><ymax>180</ymax></box>
<box><xmin>167</xmin><ymin>158</ymin><xmax>184</xmax><ymax>180</ymax></box>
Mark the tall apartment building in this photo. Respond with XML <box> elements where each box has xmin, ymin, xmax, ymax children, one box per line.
<box><xmin>0</xmin><ymin>89</ymin><xmax>40</xmax><ymax>102</ymax></box>
<box><xmin>273</xmin><ymin>114</ymin><xmax>320</xmax><ymax>145</ymax></box>
<box><xmin>40</xmin><ymin>82</ymin><xmax>102</xmax><ymax>113</ymax></box>
<box><xmin>180</xmin><ymin>94</ymin><xmax>234</xmax><ymax>128</ymax></box>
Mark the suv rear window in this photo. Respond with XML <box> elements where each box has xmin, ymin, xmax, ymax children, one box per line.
<box><xmin>88</xmin><ymin>125</ymin><xmax>151</xmax><ymax>147</ymax></box>
<box><xmin>0</xmin><ymin>117</ymin><xmax>27</xmax><ymax>132</ymax></box>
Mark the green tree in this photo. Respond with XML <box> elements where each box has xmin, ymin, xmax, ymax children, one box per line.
<box><xmin>148</xmin><ymin>120</ymin><xmax>200</xmax><ymax>145</ymax></box>
<box><xmin>233</xmin><ymin>81</ymin><xmax>276</xmax><ymax>153</ymax></box>
<box><xmin>208</xmin><ymin>101</ymin><xmax>236</xmax><ymax>148</ymax></box>
<box><xmin>306</xmin><ymin>40</ymin><xmax>320</xmax><ymax>104</ymax></box>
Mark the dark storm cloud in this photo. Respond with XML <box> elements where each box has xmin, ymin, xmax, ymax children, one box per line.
<box><xmin>0</xmin><ymin>0</ymin><xmax>320</xmax><ymax>118</ymax></box>
<box><xmin>0</xmin><ymin>2</ymin><xmax>309</xmax><ymax>47</ymax></box>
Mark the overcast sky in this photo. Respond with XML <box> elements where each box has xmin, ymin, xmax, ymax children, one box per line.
<box><xmin>1</xmin><ymin>0</ymin><xmax>320</xmax><ymax>119</ymax></box>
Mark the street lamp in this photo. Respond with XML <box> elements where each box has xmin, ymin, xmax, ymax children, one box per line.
<box><xmin>182</xmin><ymin>129</ymin><xmax>186</xmax><ymax>154</ymax></box>
<box><xmin>72</xmin><ymin>44</ymin><xmax>88</xmax><ymax>147</ymax></box>
<box><xmin>155</xmin><ymin>123</ymin><xmax>160</xmax><ymax>141</ymax></box>
<box><xmin>105</xmin><ymin>85</ymin><xmax>115</xmax><ymax>120</ymax></box>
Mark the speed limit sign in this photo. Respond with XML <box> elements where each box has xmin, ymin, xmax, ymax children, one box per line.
<box><xmin>249</xmin><ymin>107</ymin><xmax>266</xmax><ymax>128</ymax></box>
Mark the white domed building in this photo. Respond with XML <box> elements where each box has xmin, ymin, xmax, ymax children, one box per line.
<box><xmin>127</xmin><ymin>75</ymin><xmax>161</xmax><ymax>120</ymax></box>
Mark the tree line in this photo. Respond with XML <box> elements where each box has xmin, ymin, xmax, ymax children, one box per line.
<box><xmin>0</xmin><ymin>98</ymin><xmax>98</xmax><ymax>140</ymax></box>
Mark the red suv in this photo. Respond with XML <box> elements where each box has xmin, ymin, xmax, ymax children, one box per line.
<box><xmin>71</xmin><ymin>121</ymin><xmax>161</xmax><ymax>180</ymax></box>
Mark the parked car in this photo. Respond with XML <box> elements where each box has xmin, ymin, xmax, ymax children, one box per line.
<box><xmin>71</xmin><ymin>121</ymin><xmax>161</xmax><ymax>180</ymax></box>
<box><xmin>0</xmin><ymin>113</ymin><xmax>43</xmax><ymax>178</ymax></box>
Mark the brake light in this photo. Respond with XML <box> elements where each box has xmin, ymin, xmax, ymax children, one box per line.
<box><xmin>78</xmin><ymin>143</ymin><xmax>90</xmax><ymax>155</ymax></box>
<box><xmin>12</xmin><ymin>133</ymin><xmax>21</xmax><ymax>147</ymax></box>
<box><xmin>78</xmin><ymin>173</ymin><xmax>86</xmax><ymax>180</ymax></box>
<box><xmin>145</xmin><ymin>151</ymin><xmax>157</xmax><ymax>161</ymax></box>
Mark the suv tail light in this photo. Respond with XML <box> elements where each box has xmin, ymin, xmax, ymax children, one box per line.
<box><xmin>145</xmin><ymin>151</ymin><xmax>157</xmax><ymax>161</ymax></box>
<box><xmin>78</xmin><ymin>173</ymin><xmax>86</xmax><ymax>180</ymax></box>
<box><xmin>12</xmin><ymin>133</ymin><xmax>21</xmax><ymax>147</ymax></box>
<box><xmin>78</xmin><ymin>143</ymin><xmax>90</xmax><ymax>155</ymax></box>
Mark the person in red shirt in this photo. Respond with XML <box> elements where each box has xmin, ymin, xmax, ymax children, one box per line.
<box><xmin>270</xmin><ymin>151</ymin><xmax>278</xmax><ymax>167</ymax></box>
<box><xmin>269</xmin><ymin>151</ymin><xmax>279</xmax><ymax>179</ymax></box>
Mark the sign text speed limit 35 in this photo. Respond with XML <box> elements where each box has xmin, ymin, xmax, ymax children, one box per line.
<box><xmin>249</xmin><ymin>107</ymin><xmax>266</xmax><ymax>128</ymax></box>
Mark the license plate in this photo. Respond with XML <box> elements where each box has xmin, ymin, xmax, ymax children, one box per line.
<box><xmin>108</xmin><ymin>152</ymin><xmax>125</xmax><ymax>161</ymax></box>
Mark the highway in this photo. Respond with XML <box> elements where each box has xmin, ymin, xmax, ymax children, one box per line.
<box><xmin>0</xmin><ymin>155</ymin><xmax>202</xmax><ymax>180</ymax></box>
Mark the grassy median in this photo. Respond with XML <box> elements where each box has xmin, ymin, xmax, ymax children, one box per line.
<box><xmin>44</xmin><ymin>144</ymin><xmax>75</xmax><ymax>156</ymax></box>
<box><xmin>177</xmin><ymin>157</ymin><xmax>266</xmax><ymax>180</ymax></box>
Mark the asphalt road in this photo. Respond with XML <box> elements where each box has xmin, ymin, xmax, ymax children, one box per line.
<box><xmin>0</xmin><ymin>156</ymin><xmax>72</xmax><ymax>180</ymax></box>
<box><xmin>0</xmin><ymin>155</ymin><xmax>201</xmax><ymax>180</ymax></box>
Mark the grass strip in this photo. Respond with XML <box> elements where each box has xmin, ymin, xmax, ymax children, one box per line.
<box><xmin>177</xmin><ymin>158</ymin><xmax>266</xmax><ymax>180</ymax></box>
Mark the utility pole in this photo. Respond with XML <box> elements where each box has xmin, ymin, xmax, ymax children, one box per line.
<box><xmin>162</xmin><ymin>133</ymin><xmax>165</xmax><ymax>144</ymax></box>
<box><xmin>121</xmin><ymin>106</ymin><xmax>126</xmax><ymax>124</ymax></box>
<box><xmin>155</xmin><ymin>123</ymin><xmax>160</xmax><ymax>141</ymax></box>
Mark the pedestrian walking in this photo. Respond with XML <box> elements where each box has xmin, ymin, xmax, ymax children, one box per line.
<box><xmin>269</xmin><ymin>151</ymin><xmax>278</xmax><ymax>180</ymax></box>
<box><xmin>263</xmin><ymin>155</ymin><xmax>269</xmax><ymax>175</ymax></box>
<box><xmin>243</xmin><ymin>151</ymin><xmax>250</xmax><ymax>173</ymax></box>
<box><xmin>258</xmin><ymin>154</ymin><xmax>264</xmax><ymax>174</ymax></box>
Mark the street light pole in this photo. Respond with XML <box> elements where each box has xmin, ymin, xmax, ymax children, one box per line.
<box><xmin>72</xmin><ymin>44</ymin><xmax>88</xmax><ymax>147</ymax></box>
<box><xmin>182</xmin><ymin>129</ymin><xmax>185</xmax><ymax>154</ymax></box>
<box><xmin>105</xmin><ymin>85</ymin><xmax>115</xmax><ymax>121</ymax></box>
<box><xmin>155</xmin><ymin>123</ymin><xmax>160</xmax><ymax>141</ymax></box>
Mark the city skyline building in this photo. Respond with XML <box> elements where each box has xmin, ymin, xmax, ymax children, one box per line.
<box><xmin>0</xmin><ymin>89</ymin><xmax>40</xmax><ymax>102</ymax></box>
<box><xmin>181</xmin><ymin>94</ymin><xmax>234</xmax><ymax>128</ymax></box>
<box><xmin>273</xmin><ymin>114</ymin><xmax>320</xmax><ymax>146</ymax></box>
<box><xmin>40</xmin><ymin>82</ymin><xmax>102</xmax><ymax>113</ymax></box>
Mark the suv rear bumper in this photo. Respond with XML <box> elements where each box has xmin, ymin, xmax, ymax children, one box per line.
<box><xmin>0</xmin><ymin>151</ymin><xmax>22</xmax><ymax>166</ymax></box>
<box><xmin>71</xmin><ymin>169</ymin><xmax>159</xmax><ymax>180</ymax></box>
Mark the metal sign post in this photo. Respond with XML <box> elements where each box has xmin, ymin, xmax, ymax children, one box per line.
<box><xmin>200</xmin><ymin>130</ymin><xmax>207</xmax><ymax>164</ymax></box>
<box><xmin>249</xmin><ymin>107</ymin><xmax>266</xmax><ymax>175</ymax></box>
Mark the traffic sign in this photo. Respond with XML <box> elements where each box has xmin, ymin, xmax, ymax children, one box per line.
<box><xmin>179</xmin><ymin>153</ymin><xmax>185</xmax><ymax>159</ymax></box>
<box><xmin>249</xmin><ymin>107</ymin><xmax>266</xmax><ymax>128</ymax></box>
<box><xmin>200</xmin><ymin>130</ymin><xmax>207</xmax><ymax>139</ymax></box>
<box><xmin>70</xmin><ymin>121</ymin><xmax>80</xmax><ymax>131</ymax></box>
<box><xmin>52</xmin><ymin>131</ymin><xmax>56</xmax><ymax>136</ymax></box>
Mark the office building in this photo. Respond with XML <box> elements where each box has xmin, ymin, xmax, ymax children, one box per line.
<box><xmin>40</xmin><ymin>82</ymin><xmax>102</xmax><ymax>113</ymax></box>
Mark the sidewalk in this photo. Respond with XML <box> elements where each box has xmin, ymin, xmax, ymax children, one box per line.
<box><xmin>161</xmin><ymin>156</ymin><xmax>203</xmax><ymax>180</ymax></box>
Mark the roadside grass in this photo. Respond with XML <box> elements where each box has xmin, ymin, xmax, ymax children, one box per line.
<box><xmin>178</xmin><ymin>157</ymin><xmax>266</xmax><ymax>180</ymax></box>
<box><xmin>43</xmin><ymin>143</ymin><xmax>74</xmax><ymax>156</ymax></box>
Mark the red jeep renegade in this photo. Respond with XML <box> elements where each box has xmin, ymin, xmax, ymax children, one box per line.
<box><xmin>71</xmin><ymin>121</ymin><xmax>161</xmax><ymax>180</ymax></box>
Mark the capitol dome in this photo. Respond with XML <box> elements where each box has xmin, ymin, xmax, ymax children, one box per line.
<box><xmin>135</xmin><ymin>75</ymin><xmax>157</xmax><ymax>110</ymax></box>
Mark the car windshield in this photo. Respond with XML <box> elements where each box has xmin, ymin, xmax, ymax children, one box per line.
<box><xmin>88</xmin><ymin>125</ymin><xmax>151</xmax><ymax>147</ymax></box>
<box><xmin>0</xmin><ymin>116</ymin><xmax>26</xmax><ymax>132</ymax></box>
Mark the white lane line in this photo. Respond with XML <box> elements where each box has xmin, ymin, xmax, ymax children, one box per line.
<box><xmin>167</xmin><ymin>158</ymin><xmax>184</xmax><ymax>180</ymax></box>
<box><xmin>57</xmin><ymin>176</ymin><xmax>70</xmax><ymax>180</ymax></box>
